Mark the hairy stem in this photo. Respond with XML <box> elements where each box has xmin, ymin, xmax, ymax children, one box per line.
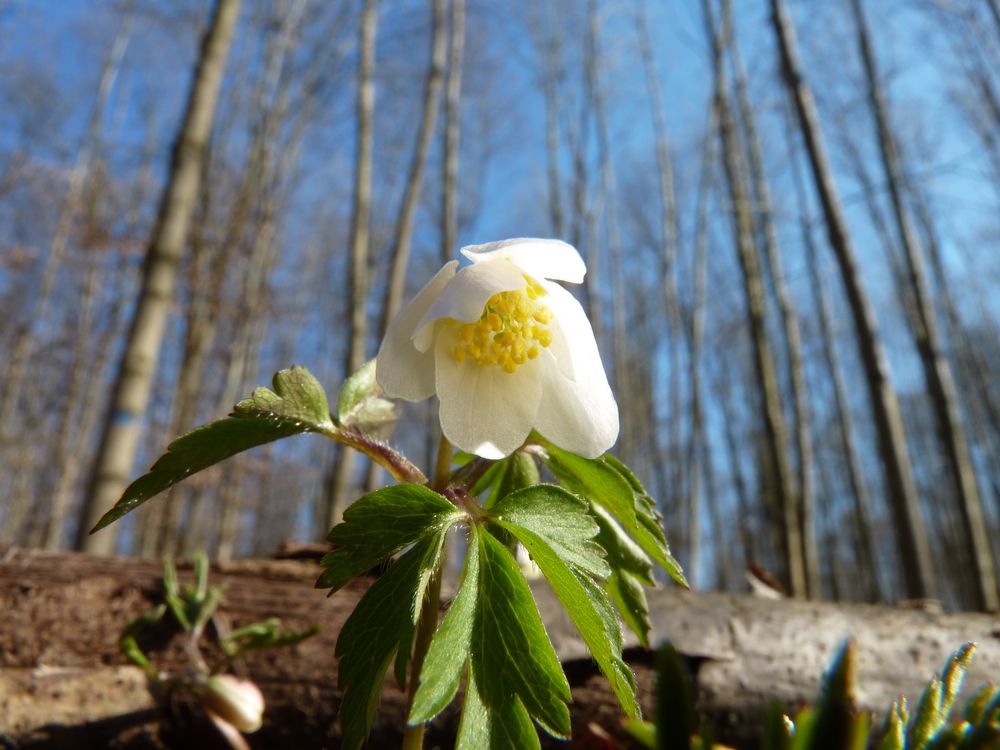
<box><xmin>401</xmin><ymin>434</ymin><xmax>453</xmax><ymax>749</ymax></box>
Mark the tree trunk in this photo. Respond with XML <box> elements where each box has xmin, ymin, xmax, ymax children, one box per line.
<box><xmin>540</xmin><ymin>2</ymin><xmax>564</xmax><ymax>238</ymax></box>
<box><xmin>704</xmin><ymin>0</ymin><xmax>805</xmax><ymax>597</ymax></box>
<box><xmin>441</xmin><ymin>0</ymin><xmax>464</xmax><ymax>264</ymax></box>
<box><xmin>325</xmin><ymin>0</ymin><xmax>378</xmax><ymax>530</ymax></box>
<box><xmin>683</xmin><ymin>98</ymin><xmax>718</xmax><ymax>589</ymax></box>
<box><xmin>849</xmin><ymin>0</ymin><xmax>997</xmax><ymax>611</ymax></box>
<box><xmin>379</xmin><ymin>0</ymin><xmax>446</xmax><ymax>333</ymax></box>
<box><xmin>634</xmin><ymin>0</ymin><xmax>685</xmax><ymax>509</ymax></box>
<box><xmin>728</xmin><ymin>7</ymin><xmax>819</xmax><ymax>598</ymax></box>
<box><xmin>769</xmin><ymin>0</ymin><xmax>936</xmax><ymax>600</ymax></box>
<box><xmin>77</xmin><ymin>0</ymin><xmax>242</xmax><ymax>555</ymax></box>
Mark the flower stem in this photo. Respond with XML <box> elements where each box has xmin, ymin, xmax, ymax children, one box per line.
<box><xmin>401</xmin><ymin>433</ymin><xmax>453</xmax><ymax>750</ymax></box>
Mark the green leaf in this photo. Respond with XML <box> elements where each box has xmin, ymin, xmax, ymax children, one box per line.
<box><xmin>235</xmin><ymin>364</ymin><xmax>334</xmax><ymax>428</ymax></box>
<box><xmin>761</xmin><ymin>700</ymin><xmax>793</xmax><ymax>750</ymax></box>
<box><xmin>608</xmin><ymin>569</ymin><xmax>651</xmax><ymax>648</ymax></box>
<box><xmin>221</xmin><ymin>618</ymin><xmax>320</xmax><ymax>655</ymax></box>
<box><xmin>456</xmin><ymin>666</ymin><xmax>540</xmax><ymax>750</ymax></box>
<box><xmin>634</xmin><ymin>490</ymin><xmax>688</xmax><ymax>588</ymax></box>
<box><xmin>910</xmin><ymin>677</ymin><xmax>946</xmax><ymax>748</ymax></box>
<box><xmin>471</xmin><ymin>526</ymin><xmax>572</xmax><ymax>739</ymax></box>
<box><xmin>490</xmin><ymin>485</ymin><xmax>609</xmax><ymax>578</ymax></box>
<box><xmin>809</xmin><ymin>642</ymin><xmax>865</xmax><ymax>750</ymax></box>
<box><xmin>622</xmin><ymin>719</ymin><xmax>656</xmax><ymax>749</ymax></box>
<box><xmin>484</xmin><ymin>452</ymin><xmax>541</xmax><ymax>510</ymax></box>
<box><xmin>655</xmin><ymin>643</ymin><xmax>696</xmax><ymax>750</ymax></box>
<box><xmin>491</xmin><ymin>485</ymin><xmax>637</xmax><ymax>718</ymax></box>
<box><xmin>878</xmin><ymin>699</ymin><xmax>908</xmax><ymax>750</ymax></box>
<box><xmin>543</xmin><ymin>444</ymin><xmax>637</xmax><ymax>531</ymax></box>
<box><xmin>409</xmin><ymin>539</ymin><xmax>480</xmax><ymax>724</ymax></box>
<box><xmin>542</xmin><ymin>446</ymin><xmax>686</xmax><ymax>585</ymax></box>
<box><xmin>497</xmin><ymin>515</ymin><xmax>638</xmax><ymax>718</ymax></box>
<box><xmin>963</xmin><ymin>685</ymin><xmax>998</xmax><ymax>726</ymax></box>
<box><xmin>336</xmin><ymin>359</ymin><xmax>397</xmax><ymax>430</ymax></box>
<box><xmin>91</xmin><ymin>366</ymin><xmax>333</xmax><ymax>532</ymax></box>
<box><xmin>591</xmin><ymin>503</ymin><xmax>654</xmax><ymax>645</ymax></box>
<box><xmin>601</xmin><ymin>455</ymin><xmax>687</xmax><ymax>586</ymax></box>
<box><xmin>958</xmin><ymin>689</ymin><xmax>1000</xmax><ymax>749</ymax></box>
<box><xmin>336</xmin><ymin>531</ymin><xmax>447</xmax><ymax>750</ymax></box>
<box><xmin>317</xmin><ymin>484</ymin><xmax>463</xmax><ymax>593</ymax></box>
<box><xmin>940</xmin><ymin>643</ymin><xmax>975</xmax><ymax>719</ymax></box>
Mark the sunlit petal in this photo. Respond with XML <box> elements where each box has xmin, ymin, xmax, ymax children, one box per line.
<box><xmin>434</xmin><ymin>332</ymin><xmax>543</xmax><ymax>459</ymax></box>
<box><xmin>414</xmin><ymin>257</ymin><xmax>526</xmax><ymax>346</ymax></box>
<box><xmin>460</xmin><ymin>238</ymin><xmax>586</xmax><ymax>284</ymax></box>
<box><xmin>376</xmin><ymin>261</ymin><xmax>457</xmax><ymax>401</ymax></box>
<box><xmin>535</xmin><ymin>281</ymin><xmax>618</xmax><ymax>457</ymax></box>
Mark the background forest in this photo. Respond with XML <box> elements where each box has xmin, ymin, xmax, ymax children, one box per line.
<box><xmin>1</xmin><ymin>0</ymin><xmax>999</xmax><ymax>613</ymax></box>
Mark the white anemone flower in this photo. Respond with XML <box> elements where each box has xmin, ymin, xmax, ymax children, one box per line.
<box><xmin>376</xmin><ymin>238</ymin><xmax>619</xmax><ymax>459</ymax></box>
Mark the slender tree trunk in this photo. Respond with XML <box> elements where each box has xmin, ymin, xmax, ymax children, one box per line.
<box><xmin>704</xmin><ymin>0</ymin><xmax>805</xmax><ymax>597</ymax></box>
<box><xmin>807</xmin><ymin>249</ymin><xmax>881</xmax><ymax>602</ymax></box>
<box><xmin>541</xmin><ymin>2</ymin><xmax>564</xmax><ymax>238</ymax></box>
<box><xmin>588</xmin><ymin>0</ymin><xmax>630</xmax><ymax>463</ymax></box>
<box><xmin>716</xmin><ymin>366</ymin><xmax>756</xmax><ymax>571</ymax></box>
<box><xmin>789</xmin><ymin>100</ymin><xmax>880</xmax><ymax>598</ymax></box>
<box><xmin>684</xmin><ymin>99</ymin><xmax>718</xmax><ymax>590</ymax></box>
<box><xmin>441</xmin><ymin>0</ymin><xmax>464</xmax><ymax>264</ymax></box>
<box><xmin>634</xmin><ymin>0</ymin><xmax>685</xmax><ymax>506</ymax></box>
<box><xmin>988</xmin><ymin>0</ymin><xmax>1000</xmax><ymax>40</ymax></box>
<box><xmin>76</xmin><ymin>0</ymin><xmax>242</xmax><ymax>554</ymax></box>
<box><xmin>728</xmin><ymin>12</ymin><xmax>819</xmax><ymax>598</ymax></box>
<box><xmin>769</xmin><ymin>0</ymin><xmax>936</xmax><ymax>600</ymax></box>
<box><xmin>325</xmin><ymin>0</ymin><xmax>377</xmax><ymax>530</ymax></box>
<box><xmin>380</xmin><ymin>0</ymin><xmax>446</xmax><ymax>332</ymax></box>
<box><xmin>580</xmin><ymin>0</ymin><xmax>602</xmax><ymax>348</ymax></box>
<box><xmin>849</xmin><ymin>0</ymin><xmax>996</xmax><ymax>611</ymax></box>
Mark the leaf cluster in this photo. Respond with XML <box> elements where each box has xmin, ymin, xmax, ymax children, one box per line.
<box><xmin>120</xmin><ymin>551</ymin><xmax>319</xmax><ymax>678</ymax></box>
<box><xmin>97</xmin><ymin>364</ymin><xmax>684</xmax><ymax>749</ymax></box>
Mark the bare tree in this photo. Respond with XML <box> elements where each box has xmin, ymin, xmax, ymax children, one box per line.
<box><xmin>441</xmin><ymin>0</ymin><xmax>464</xmax><ymax>263</ymax></box>
<box><xmin>849</xmin><ymin>0</ymin><xmax>997</xmax><ymax>610</ymax></box>
<box><xmin>634</xmin><ymin>0</ymin><xmax>685</xmax><ymax>504</ymax></box>
<box><xmin>77</xmin><ymin>0</ymin><xmax>242</xmax><ymax>554</ymax></box>
<box><xmin>380</xmin><ymin>0</ymin><xmax>446</xmax><ymax>330</ymax></box>
<box><xmin>324</xmin><ymin>0</ymin><xmax>378</xmax><ymax>529</ymax></box>
<box><xmin>770</xmin><ymin>0</ymin><xmax>936</xmax><ymax>599</ymax></box>
<box><xmin>704</xmin><ymin>0</ymin><xmax>805</xmax><ymax>597</ymax></box>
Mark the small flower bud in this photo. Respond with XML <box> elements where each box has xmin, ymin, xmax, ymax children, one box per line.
<box><xmin>201</xmin><ymin>674</ymin><xmax>265</xmax><ymax>733</ymax></box>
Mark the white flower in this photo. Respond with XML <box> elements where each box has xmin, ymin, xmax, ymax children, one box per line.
<box><xmin>376</xmin><ymin>238</ymin><xmax>619</xmax><ymax>459</ymax></box>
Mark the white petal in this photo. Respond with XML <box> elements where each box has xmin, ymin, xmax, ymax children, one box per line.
<box><xmin>433</xmin><ymin>333</ymin><xmax>543</xmax><ymax>459</ymax></box>
<box><xmin>376</xmin><ymin>261</ymin><xmax>457</xmax><ymax>401</ymax></box>
<box><xmin>414</xmin><ymin>258</ymin><xmax>527</xmax><ymax>344</ymax></box>
<box><xmin>534</xmin><ymin>283</ymin><xmax>619</xmax><ymax>458</ymax></box>
<box><xmin>460</xmin><ymin>238</ymin><xmax>586</xmax><ymax>284</ymax></box>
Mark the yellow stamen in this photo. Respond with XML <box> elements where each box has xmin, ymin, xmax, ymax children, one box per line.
<box><xmin>450</xmin><ymin>276</ymin><xmax>553</xmax><ymax>374</ymax></box>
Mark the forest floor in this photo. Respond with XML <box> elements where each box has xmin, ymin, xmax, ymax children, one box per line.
<box><xmin>2</xmin><ymin>546</ymin><xmax>998</xmax><ymax>749</ymax></box>
<box><xmin>0</xmin><ymin>546</ymin><xmax>653</xmax><ymax>749</ymax></box>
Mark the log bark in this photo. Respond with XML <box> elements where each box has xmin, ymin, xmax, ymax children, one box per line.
<box><xmin>3</xmin><ymin>547</ymin><xmax>998</xmax><ymax>749</ymax></box>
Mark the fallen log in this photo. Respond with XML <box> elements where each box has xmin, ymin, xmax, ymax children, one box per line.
<box><xmin>0</xmin><ymin>546</ymin><xmax>996</xmax><ymax>748</ymax></box>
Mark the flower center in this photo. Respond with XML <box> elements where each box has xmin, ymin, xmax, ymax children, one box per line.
<box><xmin>451</xmin><ymin>277</ymin><xmax>553</xmax><ymax>373</ymax></box>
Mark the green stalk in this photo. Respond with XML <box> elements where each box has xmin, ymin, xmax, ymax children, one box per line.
<box><xmin>401</xmin><ymin>434</ymin><xmax>453</xmax><ymax>750</ymax></box>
